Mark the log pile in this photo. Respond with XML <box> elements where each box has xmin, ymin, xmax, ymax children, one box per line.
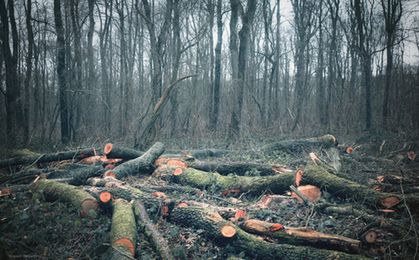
<box><xmin>1</xmin><ymin>134</ymin><xmax>418</xmax><ymax>259</ymax></box>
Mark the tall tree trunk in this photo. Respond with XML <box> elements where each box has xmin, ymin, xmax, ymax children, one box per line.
<box><xmin>229</xmin><ymin>0</ymin><xmax>257</xmax><ymax>139</ymax></box>
<box><xmin>210</xmin><ymin>0</ymin><xmax>222</xmax><ymax>131</ymax></box>
<box><xmin>54</xmin><ymin>0</ymin><xmax>70</xmax><ymax>144</ymax></box>
<box><xmin>0</xmin><ymin>0</ymin><xmax>22</xmax><ymax>147</ymax></box>
<box><xmin>23</xmin><ymin>0</ymin><xmax>34</xmax><ymax>144</ymax></box>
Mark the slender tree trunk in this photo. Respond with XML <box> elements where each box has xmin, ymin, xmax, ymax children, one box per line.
<box><xmin>229</xmin><ymin>0</ymin><xmax>257</xmax><ymax>139</ymax></box>
<box><xmin>0</xmin><ymin>0</ymin><xmax>22</xmax><ymax>147</ymax></box>
<box><xmin>210</xmin><ymin>0</ymin><xmax>222</xmax><ymax>131</ymax></box>
<box><xmin>54</xmin><ymin>0</ymin><xmax>70</xmax><ymax>144</ymax></box>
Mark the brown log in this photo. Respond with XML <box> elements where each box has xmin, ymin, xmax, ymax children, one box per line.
<box><xmin>261</xmin><ymin>134</ymin><xmax>338</xmax><ymax>154</ymax></box>
<box><xmin>240</xmin><ymin>219</ymin><xmax>361</xmax><ymax>253</ymax></box>
<box><xmin>133</xmin><ymin>201</ymin><xmax>173</xmax><ymax>260</ymax></box>
<box><xmin>170</xmin><ymin>205</ymin><xmax>367</xmax><ymax>259</ymax></box>
<box><xmin>0</xmin><ymin>148</ymin><xmax>101</xmax><ymax>168</ymax></box>
<box><xmin>104</xmin><ymin>143</ymin><xmax>143</xmax><ymax>160</ymax></box>
<box><xmin>189</xmin><ymin>160</ymin><xmax>291</xmax><ymax>176</ymax></box>
<box><xmin>106</xmin><ymin>142</ymin><xmax>164</xmax><ymax>179</ymax></box>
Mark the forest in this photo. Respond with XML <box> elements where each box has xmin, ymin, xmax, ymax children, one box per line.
<box><xmin>0</xmin><ymin>0</ymin><xmax>419</xmax><ymax>259</ymax></box>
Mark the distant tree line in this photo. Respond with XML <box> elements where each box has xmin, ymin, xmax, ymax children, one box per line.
<box><xmin>0</xmin><ymin>0</ymin><xmax>418</xmax><ymax>147</ymax></box>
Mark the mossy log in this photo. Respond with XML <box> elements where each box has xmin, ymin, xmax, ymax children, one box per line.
<box><xmin>109</xmin><ymin>199</ymin><xmax>137</xmax><ymax>260</ymax></box>
<box><xmin>107</xmin><ymin>142</ymin><xmax>165</xmax><ymax>179</ymax></box>
<box><xmin>302</xmin><ymin>162</ymin><xmax>417</xmax><ymax>209</ymax></box>
<box><xmin>262</xmin><ymin>134</ymin><xmax>338</xmax><ymax>154</ymax></box>
<box><xmin>32</xmin><ymin>179</ymin><xmax>98</xmax><ymax>217</ymax></box>
<box><xmin>170</xmin><ymin>205</ymin><xmax>368</xmax><ymax>259</ymax></box>
<box><xmin>157</xmin><ymin>166</ymin><xmax>294</xmax><ymax>195</ymax></box>
<box><xmin>189</xmin><ymin>160</ymin><xmax>289</xmax><ymax>176</ymax></box>
<box><xmin>0</xmin><ymin>148</ymin><xmax>100</xmax><ymax>168</ymax></box>
<box><xmin>240</xmin><ymin>219</ymin><xmax>361</xmax><ymax>253</ymax></box>
<box><xmin>133</xmin><ymin>201</ymin><xmax>173</xmax><ymax>260</ymax></box>
<box><xmin>104</xmin><ymin>143</ymin><xmax>144</xmax><ymax>160</ymax></box>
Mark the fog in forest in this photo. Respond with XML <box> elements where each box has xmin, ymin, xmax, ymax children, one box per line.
<box><xmin>0</xmin><ymin>0</ymin><xmax>418</xmax><ymax>148</ymax></box>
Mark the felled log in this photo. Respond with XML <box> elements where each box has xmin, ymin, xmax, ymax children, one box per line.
<box><xmin>104</xmin><ymin>143</ymin><xmax>143</xmax><ymax>160</ymax></box>
<box><xmin>303</xmin><ymin>162</ymin><xmax>405</xmax><ymax>208</ymax></box>
<box><xmin>179</xmin><ymin>149</ymin><xmax>231</xmax><ymax>159</ymax></box>
<box><xmin>261</xmin><ymin>134</ymin><xmax>338</xmax><ymax>154</ymax></box>
<box><xmin>0</xmin><ymin>148</ymin><xmax>100</xmax><ymax>168</ymax></box>
<box><xmin>109</xmin><ymin>199</ymin><xmax>137</xmax><ymax>260</ymax></box>
<box><xmin>31</xmin><ymin>179</ymin><xmax>98</xmax><ymax>217</ymax></box>
<box><xmin>47</xmin><ymin>164</ymin><xmax>104</xmax><ymax>185</ymax></box>
<box><xmin>239</xmin><ymin>219</ymin><xmax>361</xmax><ymax>253</ymax></box>
<box><xmin>156</xmin><ymin>166</ymin><xmax>294</xmax><ymax>195</ymax></box>
<box><xmin>106</xmin><ymin>142</ymin><xmax>164</xmax><ymax>179</ymax></box>
<box><xmin>133</xmin><ymin>201</ymin><xmax>173</xmax><ymax>260</ymax></box>
<box><xmin>170</xmin><ymin>205</ymin><xmax>367</xmax><ymax>259</ymax></box>
<box><xmin>188</xmin><ymin>160</ymin><xmax>291</xmax><ymax>176</ymax></box>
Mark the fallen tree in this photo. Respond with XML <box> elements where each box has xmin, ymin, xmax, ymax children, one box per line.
<box><xmin>105</xmin><ymin>142</ymin><xmax>164</xmax><ymax>179</ymax></box>
<box><xmin>109</xmin><ymin>199</ymin><xmax>137</xmax><ymax>259</ymax></box>
<box><xmin>0</xmin><ymin>148</ymin><xmax>100</xmax><ymax>168</ymax></box>
<box><xmin>262</xmin><ymin>134</ymin><xmax>338</xmax><ymax>154</ymax></box>
<box><xmin>31</xmin><ymin>178</ymin><xmax>99</xmax><ymax>217</ymax></box>
<box><xmin>169</xmin><ymin>205</ymin><xmax>367</xmax><ymax>259</ymax></box>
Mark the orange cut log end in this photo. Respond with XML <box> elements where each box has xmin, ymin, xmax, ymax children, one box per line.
<box><xmin>220</xmin><ymin>224</ymin><xmax>237</xmax><ymax>238</ymax></box>
<box><xmin>104</xmin><ymin>170</ymin><xmax>117</xmax><ymax>178</ymax></box>
<box><xmin>234</xmin><ymin>210</ymin><xmax>246</xmax><ymax>220</ymax></box>
<box><xmin>152</xmin><ymin>191</ymin><xmax>168</xmax><ymax>199</ymax></box>
<box><xmin>364</xmin><ymin>230</ymin><xmax>377</xmax><ymax>243</ymax></box>
<box><xmin>407</xmin><ymin>151</ymin><xmax>416</xmax><ymax>161</ymax></box>
<box><xmin>173</xmin><ymin>168</ymin><xmax>183</xmax><ymax>176</ymax></box>
<box><xmin>270</xmin><ymin>223</ymin><xmax>284</xmax><ymax>232</ymax></box>
<box><xmin>294</xmin><ymin>169</ymin><xmax>304</xmax><ymax>187</ymax></box>
<box><xmin>162</xmin><ymin>205</ymin><xmax>169</xmax><ymax>217</ymax></box>
<box><xmin>346</xmin><ymin>146</ymin><xmax>354</xmax><ymax>154</ymax></box>
<box><xmin>381</xmin><ymin>196</ymin><xmax>400</xmax><ymax>208</ymax></box>
<box><xmin>177</xmin><ymin>202</ymin><xmax>188</xmax><ymax>208</ymax></box>
<box><xmin>104</xmin><ymin>143</ymin><xmax>113</xmax><ymax>155</ymax></box>
<box><xmin>99</xmin><ymin>191</ymin><xmax>112</xmax><ymax>203</ymax></box>
<box><xmin>166</xmin><ymin>159</ymin><xmax>188</xmax><ymax>168</ymax></box>
<box><xmin>114</xmin><ymin>238</ymin><xmax>135</xmax><ymax>256</ymax></box>
<box><xmin>80</xmin><ymin>198</ymin><xmax>99</xmax><ymax>217</ymax></box>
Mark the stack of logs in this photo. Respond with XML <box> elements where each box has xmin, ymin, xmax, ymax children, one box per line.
<box><xmin>1</xmin><ymin>134</ymin><xmax>417</xmax><ymax>259</ymax></box>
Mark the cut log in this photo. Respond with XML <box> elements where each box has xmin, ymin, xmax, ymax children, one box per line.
<box><xmin>99</xmin><ymin>191</ymin><xmax>113</xmax><ymax>213</ymax></box>
<box><xmin>170</xmin><ymin>205</ymin><xmax>367</xmax><ymax>259</ymax></box>
<box><xmin>240</xmin><ymin>219</ymin><xmax>361</xmax><ymax>253</ymax></box>
<box><xmin>107</xmin><ymin>142</ymin><xmax>165</xmax><ymax>179</ymax></box>
<box><xmin>109</xmin><ymin>199</ymin><xmax>137</xmax><ymax>260</ymax></box>
<box><xmin>179</xmin><ymin>149</ymin><xmax>230</xmax><ymax>159</ymax></box>
<box><xmin>0</xmin><ymin>148</ymin><xmax>100</xmax><ymax>168</ymax></box>
<box><xmin>104</xmin><ymin>143</ymin><xmax>143</xmax><ymax>160</ymax></box>
<box><xmin>262</xmin><ymin>134</ymin><xmax>338</xmax><ymax>154</ymax></box>
<box><xmin>156</xmin><ymin>166</ymin><xmax>294</xmax><ymax>195</ymax></box>
<box><xmin>133</xmin><ymin>201</ymin><xmax>173</xmax><ymax>260</ymax></box>
<box><xmin>302</xmin><ymin>162</ymin><xmax>402</xmax><ymax>208</ymax></box>
<box><xmin>189</xmin><ymin>160</ymin><xmax>290</xmax><ymax>176</ymax></box>
<box><xmin>31</xmin><ymin>179</ymin><xmax>98</xmax><ymax>217</ymax></box>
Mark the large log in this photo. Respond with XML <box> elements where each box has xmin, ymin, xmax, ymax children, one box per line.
<box><xmin>170</xmin><ymin>205</ymin><xmax>367</xmax><ymax>259</ymax></box>
<box><xmin>104</xmin><ymin>143</ymin><xmax>143</xmax><ymax>160</ymax></box>
<box><xmin>262</xmin><ymin>134</ymin><xmax>338</xmax><ymax>154</ymax></box>
<box><xmin>240</xmin><ymin>219</ymin><xmax>361</xmax><ymax>253</ymax></box>
<box><xmin>0</xmin><ymin>148</ymin><xmax>100</xmax><ymax>168</ymax></box>
<box><xmin>157</xmin><ymin>166</ymin><xmax>294</xmax><ymax>195</ymax></box>
<box><xmin>109</xmin><ymin>199</ymin><xmax>137</xmax><ymax>260</ymax></box>
<box><xmin>106</xmin><ymin>142</ymin><xmax>165</xmax><ymax>179</ymax></box>
<box><xmin>189</xmin><ymin>160</ymin><xmax>290</xmax><ymax>176</ymax></box>
<box><xmin>31</xmin><ymin>179</ymin><xmax>98</xmax><ymax>217</ymax></box>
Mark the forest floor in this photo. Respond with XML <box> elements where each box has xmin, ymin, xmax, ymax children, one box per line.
<box><xmin>0</xmin><ymin>132</ymin><xmax>418</xmax><ymax>259</ymax></box>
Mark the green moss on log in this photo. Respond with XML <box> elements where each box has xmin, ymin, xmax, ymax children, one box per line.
<box><xmin>33</xmin><ymin>179</ymin><xmax>98</xmax><ymax>217</ymax></box>
<box><xmin>110</xmin><ymin>199</ymin><xmax>137</xmax><ymax>259</ymax></box>
<box><xmin>170</xmin><ymin>206</ymin><xmax>368</xmax><ymax>259</ymax></box>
